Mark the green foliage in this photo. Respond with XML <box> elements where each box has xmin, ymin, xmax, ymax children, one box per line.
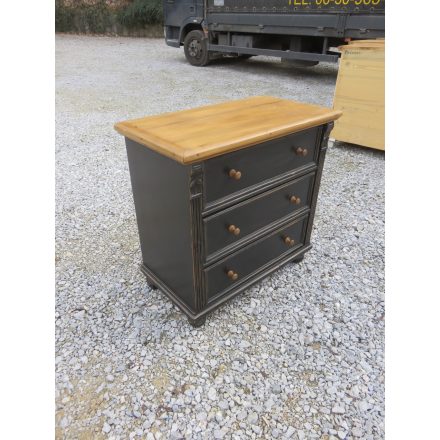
<box><xmin>75</xmin><ymin>1</ymin><xmax>113</xmax><ymax>34</ymax></box>
<box><xmin>117</xmin><ymin>0</ymin><xmax>163</xmax><ymax>27</ymax></box>
<box><xmin>55</xmin><ymin>0</ymin><xmax>163</xmax><ymax>33</ymax></box>
<box><xmin>55</xmin><ymin>0</ymin><xmax>76</xmax><ymax>32</ymax></box>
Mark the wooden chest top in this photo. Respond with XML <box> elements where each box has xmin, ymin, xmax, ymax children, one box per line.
<box><xmin>114</xmin><ymin>96</ymin><xmax>342</xmax><ymax>164</ymax></box>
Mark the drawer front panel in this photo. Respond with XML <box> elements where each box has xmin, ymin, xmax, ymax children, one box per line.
<box><xmin>203</xmin><ymin>127</ymin><xmax>320</xmax><ymax>207</ymax></box>
<box><xmin>205</xmin><ymin>216</ymin><xmax>307</xmax><ymax>301</ymax></box>
<box><xmin>204</xmin><ymin>172</ymin><xmax>314</xmax><ymax>261</ymax></box>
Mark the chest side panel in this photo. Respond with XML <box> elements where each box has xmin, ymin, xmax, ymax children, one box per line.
<box><xmin>125</xmin><ymin>139</ymin><xmax>197</xmax><ymax>311</ymax></box>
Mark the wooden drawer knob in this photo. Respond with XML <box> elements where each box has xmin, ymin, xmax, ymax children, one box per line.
<box><xmin>295</xmin><ymin>147</ymin><xmax>308</xmax><ymax>157</ymax></box>
<box><xmin>227</xmin><ymin>270</ymin><xmax>239</xmax><ymax>281</ymax></box>
<box><xmin>284</xmin><ymin>236</ymin><xmax>295</xmax><ymax>246</ymax></box>
<box><xmin>289</xmin><ymin>195</ymin><xmax>301</xmax><ymax>205</ymax></box>
<box><xmin>228</xmin><ymin>169</ymin><xmax>242</xmax><ymax>180</ymax></box>
<box><xmin>228</xmin><ymin>224</ymin><xmax>241</xmax><ymax>236</ymax></box>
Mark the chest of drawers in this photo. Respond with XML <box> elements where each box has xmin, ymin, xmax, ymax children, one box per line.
<box><xmin>115</xmin><ymin>96</ymin><xmax>341</xmax><ymax>326</ymax></box>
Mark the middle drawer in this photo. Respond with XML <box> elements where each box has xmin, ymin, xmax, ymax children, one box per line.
<box><xmin>203</xmin><ymin>171</ymin><xmax>315</xmax><ymax>262</ymax></box>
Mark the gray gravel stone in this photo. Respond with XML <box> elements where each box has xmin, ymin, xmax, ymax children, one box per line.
<box><xmin>102</xmin><ymin>422</ymin><xmax>111</xmax><ymax>434</ymax></box>
<box><xmin>215</xmin><ymin>411</ymin><xmax>223</xmax><ymax>423</ymax></box>
<box><xmin>59</xmin><ymin>417</ymin><xmax>69</xmax><ymax>429</ymax></box>
<box><xmin>55</xmin><ymin>35</ymin><xmax>384</xmax><ymax>440</ymax></box>
<box><xmin>352</xmin><ymin>427</ymin><xmax>364</xmax><ymax>437</ymax></box>
<box><xmin>272</xmin><ymin>383</ymin><xmax>282</xmax><ymax>394</ymax></box>
<box><xmin>237</xmin><ymin>410</ymin><xmax>247</xmax><ymax>421</ymax></box>
<box><xmin>247</xmin><ymin>412</ymin><xmax>258</xmax><ymax>425</ymax></box>
<box><xmin>214</xmin><ymin>429</ymin><xmax>225</xmax><ymax>439</ymax></box>
<box><xmin>332</xmin><ymin>404</ymin><xmax>346</xmax><ymax>414</ymax></box>
<box><xmin>218</xmin><ymin>399</ymin><xmax>229</xmax><ymax>410</ymax></box>
<box><xmin>208</xmin><ymin>388</ymin><xmax>217</xmax><ymax>400</ymax></box>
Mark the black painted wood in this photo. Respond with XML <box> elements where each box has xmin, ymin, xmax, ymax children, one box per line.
<box><xmin>203</xmin><ymin>127</ymin><xmax>319</xmax><ymax>209</ymax></box>
<box><xmin>141</xmin><ymin>244</ymin><xmax>311</xmax><ymax>322</ymax></box>
<box><xmin>124</xmin><ymin>123</ymin><xmax>331</xmax><ymax>326</ymax></box>
<box><xmin>125</xmin><ymin>140</ymin><xmax>197</xmax><ymax>312</ymax></box>
<box><xmin>189</xmin><ymin>163</ymin><xmax>208</xmax><ymax>312</ymax></box>
<box><xmin>204</xmin><ymin>172</ymin><xmax>314</xmax><ymax>262</ymax></box>
<box><xmin>205</xmin><ymin>215</ymin><xmax>308</xmax><ymax>301</ymax></box>
<box><xmin>304</xmin><ymin>122</ymin><xmax>333</xmax><ymax>247</ymax></box>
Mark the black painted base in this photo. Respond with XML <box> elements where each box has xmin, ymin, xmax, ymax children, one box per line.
<box><xmin>188</xmin><ymin>316</ymin><xmax>206</xmax><ymax>328</ymax></box>
<box><xmin>145</xmin><ymin>276</ymin><xmax>158</xmax><ymax>290</ymax></box>
<box><xmin>140</xmin><ymin>245</ymin><xmax>311</xmax><ymax>327</ymax></box>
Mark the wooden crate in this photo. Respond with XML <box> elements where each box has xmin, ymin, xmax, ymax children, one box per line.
<box><xmin>332</xmin><ymin>40</ymin><xmax>385</xmax><ymax>150</ymax></box>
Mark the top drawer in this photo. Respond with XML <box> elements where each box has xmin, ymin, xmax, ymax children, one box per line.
<box><xmin>203</xmin><ymin>126</ymin><xmax>321</xmax><ymax>210</ymax></box>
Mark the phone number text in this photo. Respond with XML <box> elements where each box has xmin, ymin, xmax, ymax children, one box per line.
<box><xmin>290</xmin><ymin>0</ymin><xmax>382</xmax><ymax>5</ymax></box>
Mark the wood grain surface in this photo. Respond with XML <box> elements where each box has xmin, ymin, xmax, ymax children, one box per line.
<box><xmin>332</xmin><ymin>40</ymin><xmax>385</xmax><ymax>150</ymax></box>
<box><xmin>114</xmin><ymin>96</ymin><xmax>342</xmax><ymax>164</ymax></box>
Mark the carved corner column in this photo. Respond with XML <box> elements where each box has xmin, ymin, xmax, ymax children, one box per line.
<box><xmin>304</xmin><ymin>122</ymin><xmax>334</xmax><ymax>245</ymax></box>
<box><xmin>189</xmin><ymin>164</ymin><xmax>207</xmax><ymax>313</ymax></box>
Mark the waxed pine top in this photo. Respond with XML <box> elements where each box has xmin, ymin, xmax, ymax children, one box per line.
<box><xmin>114</xmin><ymin>96</ymin><xmax>342</xmax><ymax>164</ymax></box>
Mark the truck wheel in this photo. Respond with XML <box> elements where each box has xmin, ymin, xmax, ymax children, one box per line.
<box><xmin>184</xmin><ymin>30</ymin><xmax>210</xmax><ymax>66</ymax></box>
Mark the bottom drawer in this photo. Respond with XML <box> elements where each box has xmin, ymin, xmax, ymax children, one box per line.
<box><xmin>205</xmin><ymin>215</ymin><xmax>308</xmax><ymax>301</ymax></box>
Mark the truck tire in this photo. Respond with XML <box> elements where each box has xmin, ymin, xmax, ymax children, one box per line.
<box><xmin>184</xmin><ymin>30</ymin><xmax>210</xmax><ymax>66</ymax></box>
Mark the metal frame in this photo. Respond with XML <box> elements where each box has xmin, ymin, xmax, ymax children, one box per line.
<box><xmin>207</xmin><ymin>43</ymin><xmax>339</xmax><ymax>62</ymax></box>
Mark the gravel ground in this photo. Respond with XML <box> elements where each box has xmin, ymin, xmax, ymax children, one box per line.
<box><xmin>55</xmin><ymin>35</ymin><xmax>384</xmax><ymax>439</ymax></box>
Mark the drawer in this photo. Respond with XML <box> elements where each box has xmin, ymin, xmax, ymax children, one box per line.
<box><xmin>205</xmin><ymin>215</ymin><xmax>307</xmax><ymax>301</ymax></box>
<box><xmin>204</xmin><ymin>172</ymin><xmax>315</xmax><ymax>262</ymax></box>
<box><xmin>203</xmin><ymin>127</ymin><xmax>320</xmax><ymax>208</ymax></box>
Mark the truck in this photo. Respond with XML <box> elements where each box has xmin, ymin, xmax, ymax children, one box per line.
<box><xmin>163</xmin><ymin>0</ymin><xmax>385</xmax><ymax>66</ymax></box>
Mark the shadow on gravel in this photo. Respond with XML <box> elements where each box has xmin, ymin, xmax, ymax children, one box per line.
<box><xmin>173</xmin><ymin>55</ymin><xmax>339</xmax><ymax>80</ymax></box>
<box><xmin>331</xmin><ymin>141</ymin><xmax>385</xmax><ymax>159</ymax></box>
